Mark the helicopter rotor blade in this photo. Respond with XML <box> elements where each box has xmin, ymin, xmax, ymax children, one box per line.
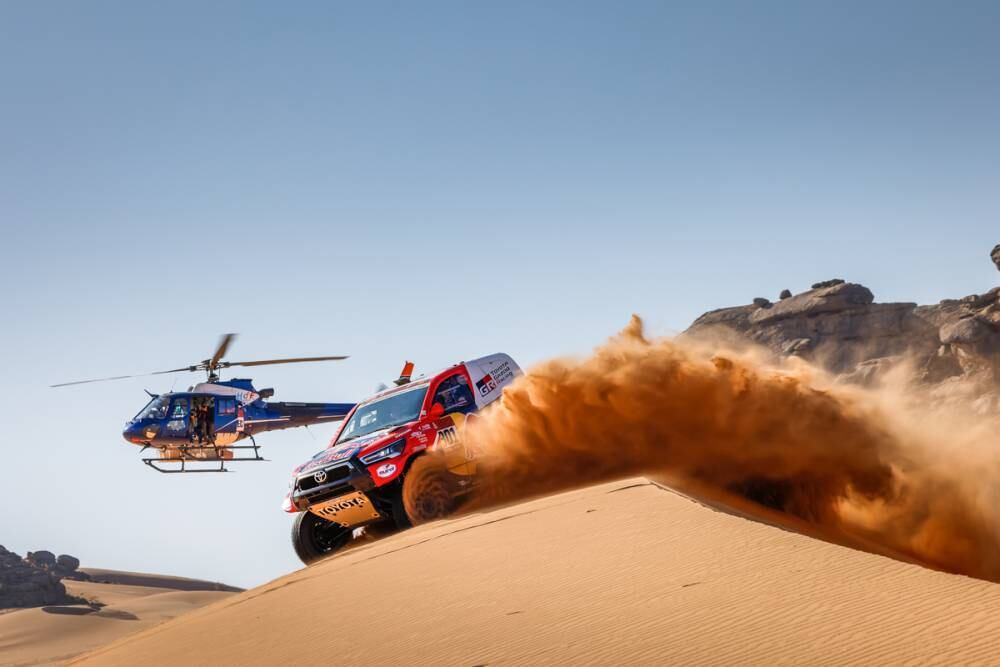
<box><xmin>220</xmin><ymin>355</ymin><xmax>349</xmax><ymax>369</ymax></box>
<box><xmin>209</xmin><ymin>333</ymin><xmax>237</xmax><ymax>371</ymax></box>
<box><xmin>50</xmin><ymin>367</ymin><xmax>192</xmax><ymax>388</ymax></box>
<box><xmin>50</xmin><ymin>336</ymin><xmax>346</xmax><ymax>388</ymax></box>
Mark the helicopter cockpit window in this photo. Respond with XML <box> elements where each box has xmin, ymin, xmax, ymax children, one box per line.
<box><xmin>135</xmin><ymin>396</ymin><xmax>170</xmax><ymax>421</ymax></box>
<box><xmin>170</xmin><ymin>398</ymin><xmax>189</xmax><ymax>419</ymax></box>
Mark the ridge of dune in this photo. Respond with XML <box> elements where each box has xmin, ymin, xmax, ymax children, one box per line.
<box><xmin>72</xmin><ymin>478</ymin><xmax>1000</xmax><ymax>666</ymax></box>
<box><xmin>78</xmin><ymin>569</ymin><xmax>242</xmax><ymax>593</ymax></box>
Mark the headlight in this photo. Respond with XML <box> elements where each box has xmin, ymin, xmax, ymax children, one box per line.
<box><xmin>360</xmin><ymin>439</ymin><xmax>406</xmax><ymax>465</ymax></box>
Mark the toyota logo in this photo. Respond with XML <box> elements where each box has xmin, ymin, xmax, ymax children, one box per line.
<box><xmin>313</xmin><ymin>470</ymin><xmax>328</xmax><ymax>484</ymax></box>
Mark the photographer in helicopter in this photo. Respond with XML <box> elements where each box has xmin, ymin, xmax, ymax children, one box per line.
<box><xmin>200</xmin><ymin>399</ymin><xmax>215</xmax><ymax>445</ymax></box>
<box><xmin>188</xmin><ymin>398</ymin><xmax>201</xmax><ymax>445</ymax></box>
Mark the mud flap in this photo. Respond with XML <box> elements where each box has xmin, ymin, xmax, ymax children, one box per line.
<box><xmin>437</xmin><ymin>413</ymin><xmax>478</xmax><ymax>477</ymax></box>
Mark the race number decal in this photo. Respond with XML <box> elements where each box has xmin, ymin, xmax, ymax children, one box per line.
<box><xmin>437</xmin><ymin>426</ymin><xmax>460</xmax><ymax>449</ymax></box>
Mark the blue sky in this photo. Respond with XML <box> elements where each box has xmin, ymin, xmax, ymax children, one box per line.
<box><xmin>1</xmin><ymin>1</ymin><xmax>997</xmax><ymax>587</ymax></box>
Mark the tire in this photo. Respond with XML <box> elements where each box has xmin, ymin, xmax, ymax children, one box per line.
<box><xmin>390</xmin><ymin>491</ymin><xmax>412</xmax><ymax>531</ymax></box>
<box><xmin>402</xmin><ymin>455</ymin><xmax>459</xmax><ymax>525</ymax></box>
<box><xmin>291</xmin><ymin>511</ymin><xmax>353</xmax><ymax>565</ymax></box>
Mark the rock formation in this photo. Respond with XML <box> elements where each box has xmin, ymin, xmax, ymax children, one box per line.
<box><xmin>26</xmin><ymin>549</ymin><xmax>88</xmax><ymax>581</ymax></box>
<box><xmin>685</xmin><ymin>250</ymin><xmax>1000</xmax><ymax>402</ymax></box>
<box><xmin>688</xmin><ymin>281</ymin><xmax>937</xmax><ymax>373</ymax></box>
<box><xmin>0</xmin><ymin>545</ymin><xmax>88</xmax><ymax>608</ymax></box>
<box><xmin>992</xmin><ymin>244</ymin><xmax>1000</xmax><ymax>272</ymax></box>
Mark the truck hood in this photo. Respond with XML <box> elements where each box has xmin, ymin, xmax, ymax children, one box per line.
<box><xmin>294</xmin><ymin>426</ymin><xmax>408</xmax><ymax>475</ymax></box>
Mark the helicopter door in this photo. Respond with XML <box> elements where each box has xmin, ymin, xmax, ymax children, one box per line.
<box><xmin>165</xmin><ymin>398</ymin><xmax>190</xmax><ymax>440</ymax></box>
<box><xmin>214</xmin><ymin>398</ymin><xmax>238</xmax><ymax>444</ymax></box>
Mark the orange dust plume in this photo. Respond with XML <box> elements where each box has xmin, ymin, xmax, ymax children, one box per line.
<box><xmin>467</xmin><ymin>316</ymin><xmax>1000</xmax><ymax>581</ymax></box>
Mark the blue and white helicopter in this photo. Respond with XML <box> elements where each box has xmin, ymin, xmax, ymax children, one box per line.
<box><xmin>52</xmin><ymin>335</ymin><xmax>355</xmax><ymax>473</ymax></box>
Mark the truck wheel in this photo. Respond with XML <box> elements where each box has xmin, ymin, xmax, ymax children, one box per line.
<box><xmin>402</xmin><ymin>455</ymin><xmax>458</xmax><ymax>525</ymax></box>
<box><xmin>291</xmin><ymin>511</ymin><xmax>352</xmax><ymax>565</ymax></box>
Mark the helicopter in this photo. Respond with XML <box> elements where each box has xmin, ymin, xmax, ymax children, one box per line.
<box><xmin>51</xmin><ymin>334</ymin><xmax>356</xmax><ymax>474</ymax></box>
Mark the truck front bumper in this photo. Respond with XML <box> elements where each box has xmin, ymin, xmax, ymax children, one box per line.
<box><xmin>290</xmin><ymin>460</ymin><xmax>375</xmax><ymax>511</ymax></box>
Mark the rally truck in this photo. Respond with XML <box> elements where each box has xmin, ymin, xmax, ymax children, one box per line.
<box><xmin>282</xmin><ymin>354</ymin><xmax>522</xmax><ymax>564</ymax></box>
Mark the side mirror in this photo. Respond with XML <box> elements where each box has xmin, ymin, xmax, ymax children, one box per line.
<box><xmin>429</xmin><ymin>402</ymin><xmax>445</xmax><ymax>419</ymax></box>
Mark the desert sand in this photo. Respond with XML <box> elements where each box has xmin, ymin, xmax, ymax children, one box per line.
<box><xmin>0</xmin><ymin>571</ymin><xmax>238</xmax><ymax>666</ymax></box>
<box><xmin>70</xmin><ymin>478</ymin><xmax>1000</xmax><ymax>666</ymax></box>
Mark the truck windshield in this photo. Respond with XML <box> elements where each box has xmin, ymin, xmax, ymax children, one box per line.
<box><xmin>336</xmin><ymin>386</ymin><xmax>428</xmax><ymax>444</ymax></box>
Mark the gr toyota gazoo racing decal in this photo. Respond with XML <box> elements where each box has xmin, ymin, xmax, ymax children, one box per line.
<box><xmin>475</xmin><ymin>373</ymin><xmax>497</xmax><ymax>396</ymax></box>
<box><xmin>467</xmin><ymin>356</ymin><xmax>518</xmax><ymax>407</ymax></box>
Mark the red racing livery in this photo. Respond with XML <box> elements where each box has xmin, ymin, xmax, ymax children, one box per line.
<box><xmin>283</xmin><ymin>354</ymin><xmax>521</xmax><ymax>563</ymax></box>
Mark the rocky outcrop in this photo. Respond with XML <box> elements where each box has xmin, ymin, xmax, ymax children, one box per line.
<box><xmin>992</xmin><ymin>244</ymin><xmax>1000</xmax><ymax>272</ymax></box>
<box><xmin>0</xmin><ymin>545</ymin><xmax>88</xmax><ymax>608</ymax></box>
<box><xmin>686</xmin><ymin>275</ymin><xmax>1000</xmax><ymax>396</ymax></box>
<box><xmin>27</xmin><ymin>549</ymin><xmax>88</xmax><ymax>581</ymax></box>
<box><xmin>688</xmin><ymin>281</ymin><xmax>942</xmax><ymax>375</ymax></box>
<box><xmin>750</xmin><ymin>282</ymin><xmax>874</xmax><ymax>324</ymax></box>
<box><xmin>57</xmin><ymin>554</ymin><xmax>81</xmax><ymax>572</ymax></box>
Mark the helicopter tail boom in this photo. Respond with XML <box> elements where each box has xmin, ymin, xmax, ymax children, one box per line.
<box><xmin>243</xmin><ymin>401</ymin><xmax>355</xmax><ymax>434</ymax></box>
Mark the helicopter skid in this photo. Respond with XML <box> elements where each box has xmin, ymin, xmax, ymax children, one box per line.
<box><xmin>142</xmin><ymin>443</ymin><xmax>267</xmax><ymax>473</ymax></box>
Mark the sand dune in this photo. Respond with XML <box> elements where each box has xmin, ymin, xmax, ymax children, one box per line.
<box><xmin>0</xmin><ymin>571</ymin><xmax>237</xmax><ymax>666</ymax></box>
<box><xmin>72</xmin><ymin>479</ymin><xmax>1000</xmax><ymax>666</ymax></box>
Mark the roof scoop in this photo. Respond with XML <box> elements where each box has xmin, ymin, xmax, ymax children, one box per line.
<box><xmin>394</xmin><ymin>361</ymin><xmax>415</xmax><ymax>386</ymax></box>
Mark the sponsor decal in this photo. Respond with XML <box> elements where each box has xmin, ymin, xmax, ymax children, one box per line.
<box><xmin>474</xmin><ymin>360</ymin><xmax>516</xmax><ymax>398</ymax></box>
<box><xmin>475</xmin><ymin>373</ymin><xmax>496</xmax><ymax>396</ymax></box>
<box><xmin>376</xmin><ymin>463</ymin><xmax>397</xmax><ymax>478</ymax></box>
<box><xmin>315</xmin><ymin>496</ymin><xmax>367</xmax><ymax>516</ymax></box>
<box><xmin>300</xmin><ymin>431</ymin><xmax>392</xmax><ymax>473</ymax></box>
<box><xmin>166</xmin><ymin>419</ymin><xmax>186</xmax><ymax>432</ymax></box>
<box><xmin>300</xmin><ymin>446</ymin><xmax>355</xmax><ymax>472</ymax></box>
<box><xmin>236</xmin><ymin>390</ymin><xmax>260</xmax><ymax>404</ymax></box>
<box><xmin>329</xmin><ymin>446</ymin><xmax>359</xmax><ymax>462</ymax></box>
<box><xmin>309</xmin><ymin>491</ymin><xmax>382</xmax><ymax>527</ymax></box>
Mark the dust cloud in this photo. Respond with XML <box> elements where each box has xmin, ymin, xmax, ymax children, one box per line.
<box><xmin>467</xmin><ymin>316</ymin><xmax>1000</xmax><ymax>581</ymax></box>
